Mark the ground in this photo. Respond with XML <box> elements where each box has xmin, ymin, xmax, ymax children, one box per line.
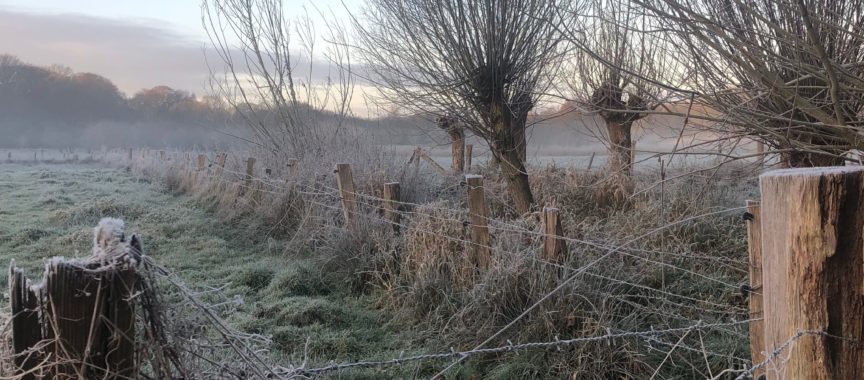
<box><xmin>0</xmin><ymin>164</ymin><xmax>428</xmax><ymax>378</ymax></box>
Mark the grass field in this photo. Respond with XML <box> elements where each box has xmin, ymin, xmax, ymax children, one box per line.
<box><xmin>0</xmin><ymin>163</ymin><xmax>435</xmax><ymax>378</ymax></box>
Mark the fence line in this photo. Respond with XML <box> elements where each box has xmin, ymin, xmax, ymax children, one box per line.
<box><xmin>120</xmin><ymin>150</ymin><xmax>762</xmax><ymax>378</ymax></box>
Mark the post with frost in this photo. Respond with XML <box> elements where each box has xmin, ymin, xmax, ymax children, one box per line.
<box><xmin>382</xmin><ymin>182</ymin><xmax>401</xmax><ymax>232</ymax></box>
<box><xmin>335</xmin><ymin>163</ymin><xmax>357</xmax><ymax>228</ymax></box>
<box><xmin>542</xmin><ymin>207</ymin><xmax>566</xmax><ymax>263</ymax></box>
<box><xmin>758</xmin><ymin>167</ymin><xmax>864</xmax><ymax>379</ymax></box>
<box><xmin>466</xmin><ymin>175</ymin><xmax>491</xmax><ymax>269</ymax></box>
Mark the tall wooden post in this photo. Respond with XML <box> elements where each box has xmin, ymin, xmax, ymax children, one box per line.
<box><xmin>159</xmin><ymin>150</ymin><xmax>165</xmax><ymax>161</ymax></box>
<box><xmin>335</xmin><ymin>163</ymin><xmax>357</xmax><ymax>228</ymax></box>
<box><xmin>382</xmin><ymin>182</ymin><xmax>401</xmax><ymax>232</ymax></box>
<box><xmin>542</xmin><ymin>207</ymin><xmax>566</xmax><ymax>263</ymax></box>
<box><xmin>465</xmin><ymin>144</ymin><xmax>473</xmax><ymax>171</ymax></box>
<box><xmin>215</xmin><ymin>153</ymin><xmax>227</xmax><ymax>177</ymax></box>
<box><xmin>245</xmin><ymin>157</ymin><xmax>256</xmax><ymax>188</ymax></box>
<box><xmin>466</xmin><ymin>175</ymin><xmax>491</xmax><ymax>269</ymax></box>
<box><xmin>197</xmin><ymin>154</ymin><xmax>206</xmax><ymax>171</ymax></box>
<box><xmin>759</xmin><ymin>167</ymin><xmax>864</xmax><ymax>379</ymax></box>
<box><xmin>287</xmin><ymin>158</ymin><xmax>298</xmax><ymax>176</ymax></box>
<box><xmin>128</xmin><ymin>148</ymin><xmax>133</xmax><ymax>161</ymax></box>
<box><xmin>745</xmin><ymin>200</ymin><xmax>764</xmax><ymax>379</ymax></box>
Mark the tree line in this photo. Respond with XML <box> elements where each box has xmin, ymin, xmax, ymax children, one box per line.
<box><xmin>0</xmin><ymin>54</ymin><xmax>233</xmax><ymax>147</ymax></box>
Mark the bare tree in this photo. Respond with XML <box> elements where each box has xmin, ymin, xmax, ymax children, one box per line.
<box><xmin>202</xmin><ymin>0</ymin><xmax>355</xmax><ymax>159</ymax></box>
<box><xmin>640</xmin><ymin>0</ymin><xmax>864</xmax><ymax>167</ymax></box>
<box><xmin>562</xmin><ymin>0</ymin><xmax>682</xmax><ymax>194</ymax></box>
<box><xmin>353</xmin><ymin>0</ymin><xmax>567</xmax><ymax>213</ymax></box>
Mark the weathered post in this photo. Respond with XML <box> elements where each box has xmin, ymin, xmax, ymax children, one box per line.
<box><xmin>465</xmin><ymin>144</ymin><xmax>473</xmax><ymax>171</ymax></box>
<box><xmin>10</xmin><ymin>265</ymin><xmax>42</xmax><ymax>380</ymax></box>
<box><xmin>245</xmin><ymin>157</ymin><xmax>256</xmax><ymax>189</ymax></box>
<box><xmin>215</xmin><ymin>153</ymin><xmax>227</xmax><ymax>177</ymax></box>
<box><xmin>542</xmin><ymin>207</ymin><xmax>566</xmax><ymax>263</ymax></box>
<box><xmin>465</xmin><ymin>175</ymin><xmax>491</xmax><ymax>269</ymax></box>
<box><xmin>587</xmin><ymin>152</ymin><xmax>596</xmax><ymax>171</ymax></box>
<box><xmin>382</xmin><ymin>182</ymin><xmax>401</xmax><ymax>231</ymax></box>
<box><xmin>197</xmin><ymin>154</ymin><xmax>206</xmax><ymax>171</ymax></box>
<box><xmin>759</xmin><ymin>167</ymin><xmax>864</xmax><ymax>379</ymax></box>
<box><xmin>159</xmin><ymin>150</ymin><xmax>165</xmax><ymax>161</ymax></box>
<box><xmin>744</xmin><ymin>200</ymin><xmax>764</xmax><ymax>379</ymax></box>
<box><xmin>128</xmin><ymin>148</ymin><xmax>133</xmax><ymax>161</ymax></box>
<box><xmin>334</xmin><ymin>163</ymin><xmax>358</xmax><ymax>228</ymax></box>
<box><xmin>287</xmin><ymin>158</ymin><xmax>298</xmax><ymax>176</ymax></box>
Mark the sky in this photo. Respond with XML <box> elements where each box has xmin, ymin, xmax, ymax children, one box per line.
<box><xmin>0</xmin><ymin>0</ymin><xmax>363</xmax><ymax>96</ymax></box>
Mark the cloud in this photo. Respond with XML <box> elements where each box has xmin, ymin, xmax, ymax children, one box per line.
<box><xmin>0</xmin><ymin>10</ymin><xmax>214</xmax><ymax>95</ymax></box>
<box><xmin>0</xmin><ymin>8</ymin><xmax>373</xmax><ymax>115</ymax></box>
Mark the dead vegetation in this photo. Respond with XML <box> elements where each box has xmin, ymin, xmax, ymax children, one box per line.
<box><xmin>100</xmin><ymin>147</ymin><xmax>757</xmax><ymax>378</ymax></box>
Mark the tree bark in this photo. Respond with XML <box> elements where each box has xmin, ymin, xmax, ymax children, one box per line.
<box><xmin>513</xmin><ymin>118</ymin><xmax>527</xmax><ymax>163</ymax></box>
<box><xmin>606</xmin><ymin>119</ymin><xmax>633</xmax><ymax>177</ymax></box>
<box><xmin>493</xmin><ymin>145</ymin><xmax>534</xmax><ymax>214</ymax></box>
<box><xmin>448</xmin><ymin>127</ymin><xmax>465</xmax><ymax>172</ymax></box>
<box><xmin>490</xmin><ymin>102</ymin><xmax>534</xmax><ymax>214</ymax></box>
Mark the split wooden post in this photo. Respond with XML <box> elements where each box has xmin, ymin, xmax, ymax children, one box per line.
<box><xmin>382</xmin><ymin>182</ymin><xmax>401</xmax><ymax>231</ymax></box>
<box><xmin>287</xmin><ymin>158</ymin><xmax>298</xmax><ymax>176</ymax></box>
<box><xmin>542</xmin><ymin>207</ymin><xmax>566</xmax><ymax>263</ymax></box>
<box><xmin>744</xmin><ymin>200</ymin><xmax>764</xmax><ymax>379</ymax></box>
<box><xmin>197</xmin><ymin>154</ymin><xmax>206</xmax><ymax>171</ymax></box>
<box><xmin>465</xmin><ymin>175</ymin><xmax>491</xmax><ymax>269</ymax></box>
<box><xmin>10</xmin><ymin>266</ymin><xmax>42</xmax><ymax>380</ymax></box>
<box><xmin>759</xmin><ymin>167</ymin><xmax>864</xmax><ymax>379</ymax></box>
<box><xmin>334</xmin><ymin>163</ymin><xmax>358</xmax><ymax>228</ymax></box>
<box><xmin>244</xmin><ymin>157</ymin><xmax>256</xmax><ymax>188</ymax></box>
<box><xmin>465</xmin><ymin>144</ymin><xmax>473</xmax><ymax>170</ymax></box>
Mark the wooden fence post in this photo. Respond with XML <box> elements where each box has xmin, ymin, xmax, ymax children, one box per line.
<box><xmin>465</xmin><ymin>144</ymin><xmax>473</xmax><ymax>170</ymax></box>
<box><xmin>159</xmin><ymin>150</ymin><xmax>165</xmax><ymax>161</ymax></box>
<box><xmin>466</xmin><ymin>175</ymin><xmax>491</xmax><ymax>269</ymax></box>
<box><xmin>287</xmin><ymin>158</ymin><xmax>298</xmax><ymax>176</ymax></box>
<box><xmin>10</xmin><ymin>265</ymin><xmax>42</xmax><ymax>380</ymax></box>
<box><xmin>759</xmin><ymin>167</ymin><xmax>864</xmax><ymax>379</ymax></box>
<box><xmin>382</xmin><ymin>182</ymin><xmax>401</xmax><ymax>231</ymax></box>
<box><xmin>335</xmin><ymin>163</ymin><xmax>358</xmax><ymax>228</ymax></box>
<box><xmin>245</xmin><ymin>157</ymin><xmax>256</xmax><ymax>188</ymax></box>
<box><xmin>197</xmin><ymin>154</ymin><xmax>206</xmax><ymax>171</ymax></box>
<box><xmin>215</xmin><ymin>153</ymin><xmax>226</xmax><ymax>177</ymax></box>
<box><xmin>745</xmin><ymin>200</ymin><xmax>764</xmax><ymax>379</ymax></box>
<box><xmin>542</xmin><ymin>207</ymin><xmax>566</xmax><ymax>263</ymax></box>
<box><xmin>587</xmin><ymin>152</ymin><xmax>596</xmax><ymax>171</ymax></box>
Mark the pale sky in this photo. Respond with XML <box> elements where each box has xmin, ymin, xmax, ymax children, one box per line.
<box><xmin>0</xmin><ymin>0</ymin><xmax>363</xmax><ymax>96</ymax></box>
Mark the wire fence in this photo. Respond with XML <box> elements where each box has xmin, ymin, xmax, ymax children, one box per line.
<box><xmin>7</xmin><ymin>148</ymin><xmax>825</xmax><ymax>379</ymax></box>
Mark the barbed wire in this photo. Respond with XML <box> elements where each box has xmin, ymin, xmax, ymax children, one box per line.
<box><xmin>292</xmin><ymin>319</ymin><xmax>754</xmax><ymax>376</ymax></box>
<box><xmin>124</xmin><ymin>154</ymin><xmax>760</xmax><ymax>378</ymax></box>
